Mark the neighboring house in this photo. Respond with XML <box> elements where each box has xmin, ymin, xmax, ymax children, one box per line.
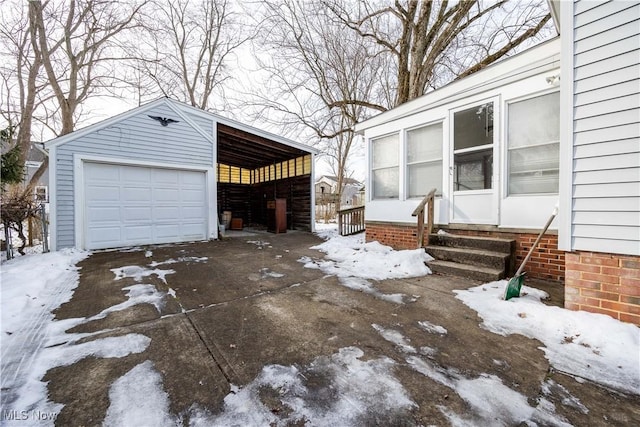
<box><xmin>24</xmin><ymin>142</ymin><xmax>49</xmax><ymax>202</ymax></box>
<box><xmin>356</xmin><ymin>37</ymin><xmax>564</xmax><ymax>281</ymax></box>
<box><xmin>315</xmin><ymin>175</ymin><xmax>364</xmax><ymax>207</ymax></box>
<box><xmin>44</xmin><ymin>97</ymin><xmax>318</xmax><ymax>251</ymax></box>
<box><xmin>556</xmin><ymin>0</ymin><xmax>640</xmax><ymax>325</ymax></box>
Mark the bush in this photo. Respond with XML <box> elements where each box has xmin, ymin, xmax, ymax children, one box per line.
<box><xmin>1</xmin><ymin>184</ymin><xmax>41</xmax><ymax>255</ymax></box>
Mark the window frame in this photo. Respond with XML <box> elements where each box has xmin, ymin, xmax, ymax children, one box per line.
<box><xmin>506</xmin><ymin>90</ymin><xmax>560</xmax><ymax>196</ymax></box>
<box><xmin>370</xmin><ymin>132</ymin><xmax>400</xmax><ymax>200</ymax></box>
<box><xmin>405</xmin><ymin>121</ymin><xmax>444</xmax><ymax>199</ymax></box>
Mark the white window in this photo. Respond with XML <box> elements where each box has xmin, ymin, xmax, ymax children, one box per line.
<box><xmin>453</xmin><ymin>102</ymin><xmax>494</xmax><ymax>191</ymax></box>
<box><xmin>407</xmin><ymin>123</ymin><xmax>443</xmax><ymax>197</ymax></box>
<box><xmin>35</xmin><ymin>186</ymin><xmax>48</xmax><ymax>202</ymax></box>
<box><xmin>508</xmin><ymin>92</ymin><xmax>560</xmax><ymax>195</ymax></box>
<box><xmin>371</xmin><ymin>133</ymin><xmax>399</xmax><ymax>199</ymax></box>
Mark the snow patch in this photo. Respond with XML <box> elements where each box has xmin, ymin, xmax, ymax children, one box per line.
<box><xmin>103</xmin><ymin>361</ymin><xmax>175</xmax><ymax>427</ymax></box>
<box><xmin>407</xmin><ymin>356</ymin><xmax>571</xmax><ymax>426</ymax></box>
<box><xmin>372</xmin><ymin>324</ymin><xmax>416</xmax><ymax>354</ymax></box>
<box><xmin>87</xmin><ymin>284</ymin><xmax>166</xmax><ymax>321</ymax></box>
<box><xmin>301</xmin><ymin>231</ymin><xmax>431</xmax><ymax>304</ymax></box>
<box><xmin>111</xmin><ymin>265</ymin><xmax>175</xmax><ymax>284</ymax></box>
<box><xmin>190</xmin><ymin>347</ymin><xmax>415</xmax><ymax>426</ymax></box>
<box><xmin>148</xmin><ymin>256</ymin><xmax>208</xmax><ymax>267</ymax></box>
<box><xmin>455</xmin><ymin>281</ymin><xmax>640</xmax><ymax>395</ymax></box>
<box><xmin>418</xmin><ymin>320</ymin><xmax>448</xmax><ymax>335</ymax></box>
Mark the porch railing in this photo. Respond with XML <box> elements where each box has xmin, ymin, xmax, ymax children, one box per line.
<box><xmin>411</xmin><ymin>188</ymin><xmax>436</xmax><ymax>248</ymax></box>
<box><xmin>338</xmin><ymin>205</ymin><xmax>365</xmax><ymax>236</ymax></box>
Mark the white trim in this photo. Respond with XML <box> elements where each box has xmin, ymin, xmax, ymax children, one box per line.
<box><xmin>558</xmin><ymin>0</ymin><xmax>575</xmax><ymax>252</ymax></box>
<box><xmin>355</xmin><ymin>38</ymin><xmax>561</xmax><ymax>133</ymax></box>
<box><xmin>73</xmin><ymin>154</ymin><xmax>215</xmax><ymax>250</ymax></box>
<box><xmin>48</xmin><ymin>146</ymin><xmax>57</xmax><ymax>251</ymax></box>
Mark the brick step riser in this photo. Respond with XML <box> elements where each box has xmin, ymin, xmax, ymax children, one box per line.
<box><xmin>428</xmin><ymin>234</ymin><xmax>514</xmax><ymax>253</ymax></box>
<box><xmin>425</xmin><ymin>247</ymin><xmax>509</xmax><ymax>270</ymax></box>
<box><xmin>428</xmin><ymin>262</ymin><xmax>504</xmax><ymax>282</ymax></box>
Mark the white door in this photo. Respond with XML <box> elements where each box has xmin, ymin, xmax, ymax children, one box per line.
<box><xmin>84</xmin><ymin>162</ymin><xmax>207</xmax><ymax>249</ymax></box>
<box><xmin>450</xmin><ymin>100</ymin><xmax>499</xmax><ymax>224</ymax></box>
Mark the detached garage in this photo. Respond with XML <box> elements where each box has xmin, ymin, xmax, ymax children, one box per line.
<box><xmin>45</xmin><ymin>97</ymin><xmax>318</xmax><ymax>250</ymax></box>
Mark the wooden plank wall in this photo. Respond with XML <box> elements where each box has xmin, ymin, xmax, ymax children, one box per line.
<box><xmin>218</xmin><ymin>174</ymin><xmax>312</xmax><ymax>231</ymax></box>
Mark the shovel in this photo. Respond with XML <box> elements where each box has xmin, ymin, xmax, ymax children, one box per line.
<box><xmin>504</xmin><ymin>205</ymin><xmax>558</xmax><ymax>300</ymax></box>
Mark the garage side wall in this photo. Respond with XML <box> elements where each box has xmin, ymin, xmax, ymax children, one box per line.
<box><xmin>54</xmin><ymin>104</ymin><xmax>214</xmax><ymax>249</ymax></box>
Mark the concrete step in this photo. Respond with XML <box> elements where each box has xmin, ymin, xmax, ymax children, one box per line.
<box><xmin>429</xmin><ymin>233</ymin><xmax>515</xmax><ymax>254</ymax></box>
<box><xmin>427</xmin><ymin>260</ymin><xmax>505</xmax><ymax>282</ymax></box>
<box><xmin>425</xmin><ymin>245</ymin><xmax>510</xmax><ymax>271</ymax></box>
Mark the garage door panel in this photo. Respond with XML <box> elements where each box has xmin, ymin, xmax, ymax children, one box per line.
<box><xmin>86</xmin><ymin>163</ymin><xmax>120</xmax><ymax>180</ymax></box>
<box><xmin>154</xmin><ymin>206</ymin><xmax>181</xmax><ymax>220</ymax></box>
<box><xmin>86</xmin><ymin>186</ymin><xmax>120</xmax><ymax>202</ymax></box>
<box><xmin>154</xmin><ymin>224</ymin><xmax>180</xmax><ymax>239</ymax></box>
<box><xmin>125</xmin><ymin>225</ymin><xmax>153</xmax><ymax>241</ymax></box>
<box><xmin>122</xmin><ymin>167</ymin><xmax>151</xmax><ymax>183</ymax></box>
<box><xmin>154</xmin><ymin>169</ymin><xmax>180</xmax><ymax>183</ymax></box>
<box><xmin>123</xmin><ymin>187</ymin><xmax>152</xmax><ymax>202</ymax></box>
<box><xmin>87</xmin><ymin>206</ymin><xmax>121</xmax><ymax>222</ymax></box>
<box><xmin>182</xmin><ymin>206</ymin><xmax>206</xmax><ymax>219</ymax></box>
<box><xmin>182</xmin><ymin>189</ymin><xmax>205</xmax><ymax>201</ymax></box>
<box><xmin>181</xmin><ymin>171</ymin><xmax>205</xmax><ymax>185</ymax></box>
<box><xmin>84</xmin><ymin>162</ymin><xmax>207</xmax><ymax>250</ymax></box>
<box><xmin>181</xmin><ymin>223</ymin><xmax>206</xmax><ymax>237</ymax></box>
<box><xmin>154</xmin><ymin>188</ymin><xmax>180</xmax><ymax>202</ymax></box>
<box><xmin>90</xmin><ymin>227</ymin><xmax>123</xmax><ymax>244</ymax></box>
<box><xmin>123</xmin><ymin>206</ymin><xmax>153</xmax><ymax>221</ymax></box>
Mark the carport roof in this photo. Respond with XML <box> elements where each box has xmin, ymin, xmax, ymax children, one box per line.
<box><xmin>44</xmin><ymin>98</ymin><xmax>318</xmax><ymax>170</ymax></box>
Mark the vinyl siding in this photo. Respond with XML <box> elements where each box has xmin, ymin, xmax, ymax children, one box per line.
<box><xmin>571</xmin><ymin>0</ymin><xmax>640</xmax><ymax>256</ymax></box>
<box><xmin>54</xmin><ymin>103</ymin><xmax>214</xmax><ymax>248</ymax></box>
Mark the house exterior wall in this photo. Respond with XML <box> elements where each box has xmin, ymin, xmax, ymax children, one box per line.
<box><xmin>559</xmin><ymin>0</ymin><xmax>640</xmax><ymax>325</ymax></box>
<box><xmin>559</xmin><ymin>0</ymin><xmax>640</xmax><ymax>256</ymax></box>
<box><xmin>52</xmin><ymin>103</ymin><xmax>215</xmax><ymax>249</ymax></box>
<box><xmin>359</xmin><ymin>39</ymin><xmax>561</xmax><ymax>234</ymax></box>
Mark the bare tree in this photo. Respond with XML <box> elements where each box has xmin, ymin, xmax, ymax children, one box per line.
<box><xmin>27</xmin><ymin>0</ymin><xmax>148</xmax><ymax>184</ymax></box>
<box><xmin>133</xmin><ymin>0</ymin><xmax>249</xmax><ymax>111</ymax></box>
<box><xmin>252</xmin><ymin>0</ymin><xmax>389</xmax><ymax>207</ymax></box>
<box><xmin>326</xmin><ymin>0</ymin><xmax>553</xmax><ymax>106</ymax></box>
<box><xmin>0</xmin><ymin>1</ymin><xmax>45</xmax><ymax>172</ymax></box>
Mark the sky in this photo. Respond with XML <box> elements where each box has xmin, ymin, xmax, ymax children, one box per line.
<box><xmin>1</xmin><ymin>223</ymin><xmax>638</xmax><ymax>425</ymax></box>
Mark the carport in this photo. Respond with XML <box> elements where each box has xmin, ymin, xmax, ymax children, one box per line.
<box><xmin>216</xmin><ymin>122</ymin><xmax>315</xmax><ymax>232</ymax></box>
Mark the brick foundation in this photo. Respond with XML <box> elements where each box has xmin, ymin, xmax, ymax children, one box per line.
<box><xmin>365</xmin><ymin>222</ymin><xmax>565</xmax><ymax>282</ymax></box>
<box><xmin>365</xmin><ymin>222</ymin><xmax>419</xmax><ymax>251</ymax></box>
<box><xmin>565</xmin><ymin>251</ymin><xmax>640</xmax><ymax>326</ymax></box>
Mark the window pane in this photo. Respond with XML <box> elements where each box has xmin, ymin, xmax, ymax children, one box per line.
<box><xmin>407</xmin><ymin>123</ymin><xmax>442</xmax><ymax>163</ymax></box>
<box><xmin>454</xmin><ymin>103</ymin><xmax>493</xmax><ymax>150</ymax></box>
<box><xmin>373</xmin><ymin>167</ymin><xmax>399</xmax><ymax>199</ymax></box>
<box><xmin>408</xmin><ymin>161</ymin><xmax>442</xmax><ymax>198</ymax></box>
<box><xmin>508</xmin><ymin>92</ymin><xmax>560</xmax><ymax>195</ymax></box>
<box><xmin>454</xmin><ymin>148</ymin><xmax>493</xmax><ymax>191</ymax></box>
<box><xmin>509</xmin><ymin>92</ymin><xmax>559</xmax><ymax>148</ymax></box>
<box><xmin>509</xmin><ymin>143</ymin><xmax>559</xmax><ymax>194</ymax></box>
<box><xmin>372</xmin><ymin>134</ymin><xmax>398</xmax><ymax>169</ymax></box>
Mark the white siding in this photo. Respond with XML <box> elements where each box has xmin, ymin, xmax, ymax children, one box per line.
<box><xmin>569</xmin><ymin>0</ymin><xmax>640</xmax><ymax>255</ymax></box>
<box><xmin>55</xmin><ymin>103</ymin><xmax>214</xmax><ymax>248</ymax></box>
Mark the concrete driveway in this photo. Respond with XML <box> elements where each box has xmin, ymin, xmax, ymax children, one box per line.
<box><xmin>46</xmin><ymin>230</ymin><xmax>638</xmax><ymax>426</ymax></box>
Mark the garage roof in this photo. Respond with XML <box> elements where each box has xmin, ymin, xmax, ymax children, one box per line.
<box><xmin>44</xmin><ymin>98</ymin><xmax>318</xmax><ymax>171</ymax></box>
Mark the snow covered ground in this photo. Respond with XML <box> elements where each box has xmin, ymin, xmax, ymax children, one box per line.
<box><xmin>1</xmin><ymin>223</ymin><xmax>638</xmax><ymax>426</ymax></box>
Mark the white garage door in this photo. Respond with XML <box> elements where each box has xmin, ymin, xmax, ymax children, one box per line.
<box><xmin>84</xmin><ymin>162</ymin><xmax>207</xmax><ymax>250</ymax></box>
